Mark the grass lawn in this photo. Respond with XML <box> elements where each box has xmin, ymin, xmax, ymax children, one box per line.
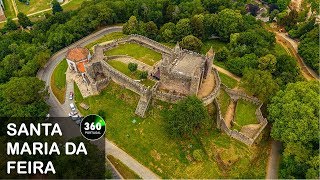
<box><xmin>63</xmin><ymin>0</ymin><xmax>88</xmax><ymax>11</ymax></box>
<box><xmin>234</xmin><ymin>100</ymin><xmax>258</xmax><ymax>131</ymax></box>
<box><xmin>105</xmin><ymin>43</ymin><xmax>162</xmax><ymax>66</ymax></box>
<box><xmin>108</xmin><ymin>60</ymin><xmax>155</xmax><ymax>87</ymax></box>
<box><xmin>107</xmin><ymin>155</ymin><xmax>141</xmax><ymax>179</ymax></box>
<box><xmin>201</xmin><ymin>39</ymin><xmax>227</xmax><ymax>54</ymax></box>
<box><xmin>76</xmin><ymin>82</ymin><xmax>269</xmax><ymax>178</ymax></box>
<box><xmin>3</xmin><ymin>0</ymin><xmax>16</xmax><ymax>18</ymax></box>
<box><xmin>85</xmin><ymin>32</ymin><xmax>126</xmax><ymax>50</ymax></box>
<box><xmin>16</xmin><ymin>0</ymin><xmax>52</xmax><ymax>15</ymax></box>
<box><xmin>74</xmin><ymin>81</ymin><xmax>83</xmax><ymax>103</ymax></box>
<box><xmin>217</xmin><ymin>89</ymin><xmax>230</xmax><ymax>117</ymax></box>
<box><xmin>219</xmin><ymin>72</ymin><xmax>238</xmax><ymax>89</ymax></box>
<box><xmin>51</xmin><ymin>59</ymin><xmax>68</xmax><ymax>103</ymax></box>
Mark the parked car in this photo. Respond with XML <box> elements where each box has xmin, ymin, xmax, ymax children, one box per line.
<box><xmin>75</xmin><ymin>119</ymin><xmax>81</xmax><ymax>125</ymax></box>
<box><xmin>69</xmin><ymin>92</ymin><xmax>74</xmax><ymax>100</ymax></box>
<box><xmin>71</xmin><ymin>114</ymin><xmax>80</xmax><ymax>121</ymax></box>
<box><xmin>69</xmin><ymin>103</ymin><xmax>76</xmax><ymax>111</ymax></box>
<box><xmin>68</xmin><ymin>111</ymin><xmax>78</xmax><ymax>117</ymax></box>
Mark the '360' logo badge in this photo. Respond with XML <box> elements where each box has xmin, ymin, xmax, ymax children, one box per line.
<box><xmin>80</xmin><ymin>114</ymin><xmax>106</xmax><ymax>141</ymax></box>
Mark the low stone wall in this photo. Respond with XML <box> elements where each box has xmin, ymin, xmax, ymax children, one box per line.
<box><xmin>92</xmin><ymin>77</ymin><xmax>110</xmax><ymax>92</ymax></box>
<box><xmin>112</xmin><ymin>34</ymin><xmax>172</xmax><ymax>55</ymax></box>
<box><xmin>215</xmin><ymin>85</ymin><xmax>268</xmax><ymax>146</ymax></box>
<box><xmin>152</xmin><ymin>82</ymin><xmax>185</xmax><ymax>103</ymax></box>
<box><xmin>101</xmin><ymin>59</ymin><xmax>150</xmax><ymax>96</ymax></box>
<box><xmin>221</xmin><ymin>84</ymin><xmax>261</xmax><ymax>105</ymax></box>
<box><xmin>202</xmin><ymin>68</ymin><xmax>221</xmax><ymax>105</ymax></box>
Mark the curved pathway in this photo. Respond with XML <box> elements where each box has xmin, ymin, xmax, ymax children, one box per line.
<box><xmin>275</xmin><ymin>32</ymin><xmax>319</xmax><ymax>80</ymax></box>
<box><xmin>266</xmin><ymin>140</ymin><xmax>282</xmax><ymax>179</ymax></box>
<box><xmin>37</xmin><ymin>26</ymin><xmax>159</xmax><ymax>179</ymax></box>
<box><xmin>213</xmin><ymin>65</ymin><xmax>241</xmax><ymax>82</ymax></box>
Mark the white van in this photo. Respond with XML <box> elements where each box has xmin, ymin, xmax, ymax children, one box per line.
<box><xmin>69</xmin><ymin>103</ymin><xmax>76</xmax><ymax>111</ymax></box>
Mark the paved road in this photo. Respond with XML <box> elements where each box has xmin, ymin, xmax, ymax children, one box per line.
<box><xmin>37</xmin><ymin>26</ymin><xmax>159</xmax><ymax>179</ymax></box>
<box><xmin>266</xmin><ymin>140</ymin><xmax>282</xmax><ymax>179</ymax></box>
<box><xmin>276</xmin><ymin>32</ymin><xmax>319</xmax><ymax>80</ymax></box>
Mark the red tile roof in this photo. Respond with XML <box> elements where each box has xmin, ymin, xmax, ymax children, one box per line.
<box><xmin>77</xmin><ymin>62</ymin><xmax>86</xmax><ymax>73</ymax></box>
<box><xmin>66</xmin><ymin>47</ymin><xmax>90</xmax><ymax>62</ymax></box>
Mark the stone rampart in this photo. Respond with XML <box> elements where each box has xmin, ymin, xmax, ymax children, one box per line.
<box><xmin>101</xmin><ymin>59</ymin><xmax>150</xmax><ymax>96</ymax></box>
<box><xmin>221</xmin><ymin>84</ymin><xmax>261</xmax><ymax>105</ymax></box>
<box><xmin>202</xmin><ymin>68</ymin><xmax>221</xmax><ymax>105</ymax></box>
<box><xmin>215</xmin><ymin>85</ymin><xmax>268</xmax><ymax>146</ymax></box>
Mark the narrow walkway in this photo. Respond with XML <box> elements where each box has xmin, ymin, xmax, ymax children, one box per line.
<box><xmin>11</xmin><ymin>0</ymin><xmax>18</xmax><ymax>17</ymax></box>
<box><xmin>224</xmin><ymin>100</ymin><xmax>236</xmax><ymax>128</ymax></box>
<box><xmin>275</xmin><ymin>33</ymin><xmax>318</xmax><ymax>80</ymax></box>
<box><xmin>105</xmin><ymin>141</ymin><xmax>159</xmax><ymax>179</ymax></box>
<box><xmin>198</xmin><ymin>72</ymin><xmax>215</xmax><ymax>98</ymax></box>
<box><xmin>213</xmin><ymin>65</ymin><xmax>241</xmax><ymax>82</ymax></box>
<box><xmin>266</xmin><ymin>140</ymin><xmax>282</xmax><ymax>179</ymax></box>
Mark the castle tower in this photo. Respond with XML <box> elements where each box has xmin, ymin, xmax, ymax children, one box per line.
<box><xmin>204</xmin><ymin>47</ymin><xmax>215</xmax><ymax>78</ymax></box>
<box><xmin>173</xmin><ymin>42</ymin><xmax>181</xmax><ymax>56</ymax></box>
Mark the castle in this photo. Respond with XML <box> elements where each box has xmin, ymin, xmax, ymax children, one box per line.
<box><xmin>66</xmin><ymin>34</ymin><xmax>267</xmax><ymax>146</ymax></box>
<box><xmin>157</xmin><ymin>43</ymin><xmax>214</xmax><ymax>96</ymax></box>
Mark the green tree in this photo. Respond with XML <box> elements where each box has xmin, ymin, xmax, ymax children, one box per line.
<box><xmin>0</xmin><ymin>77</ymin><xmax>49</xmax><ymax>117</ymax></box>
<box><xmin>52</xmin><ymin>0</ymin><xmax>63</xmax><ymax>14</ymax></box>
<box><xmin>269</xmin><ymin>81</ymin><xmax>319</xmax><ymax>142</ymax></box>
<box><xmin>17</xmin><ymin>12</ymin><xmax>32</xmax><ymax>28</ymax></box>
<box><xmin>139</xmin><ymin>71</ymin><xmax>148</xmax><ymax>79</ymax></box>
<box><xmin>269</xmin><ymin>9</ymin><xmax>279</xmax><ymax>22</ymax></box>
<box><xmin>128</xmin><ymin>63</ymin><xmax>138</xmax><ymax>72</ymax></box>
<box><xmin>240</xmin><ymin>69</ymin><xmax>279</xmax><ymax>102</ymax></box>
<box><xmin>4</xmin><ymin>18</ymin><xmax>18</xmax><ymax>31</ymax></box>
<box><xmin>190</xmin><ymin>14</ymin><xmax>204</xmax><ymax>39</ymax></box>
<box><xmin>175</xmin><ymin>18</ymin><xmax>192</xmax><ymax>40</ymax></box>
<box><xmin>163</xmin><ymin>96</ymin><xmax>208</xmax><ymax>138</ymax></box>
<box><xmin>123</xmin><ymin>16</ymin><xmax>139</xmax><ymax>35</ymax></box>
<box><xmin>179</xmin><ymin>35</ymin><xmax>203</xmax><ymax>53</ymax></box>
<box><xmin>144</xmin><ymin>21</ymin><xmax>158</xmax><ymax>39</ymax></box>
<box><xmin>298</xmin><ymin>26</ymin><xmax>319</xmax><ymax>74</ymax></box>
<box><xmin>217</xmin><ymin>9</ymin><xmax>243</xmax><ymax>41</ymax></box>
<box><xmin>226</xmin><ymin>53</ymin><xmax>258</xmax><ymax>76</ymax></box>
<box><xmin>160</xmin><ymin>22</ymin><xmax>175</xmax><ymax>42</ymax></box>
<box><xmin>215</xmin><ymin>46</ymin><xmax>230</xmax><ymax>62</ymax></box>
<box><xmin>258</xmin><ymin>54</ymin><xmax>277</xmax><ymax>73</ymax></box>
<box><xmin>268</xmin><ymin>81</ymin><xmax>319</xmax><ymax>179</ymax></box>
<box><xmin>274</xmin><ymin>54</ymin><xmax>300</xmax><ymax>86</ymax></box>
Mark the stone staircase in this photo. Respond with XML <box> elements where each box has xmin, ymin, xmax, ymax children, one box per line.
<box><xmin>135</xmin><ymin>93</ymin><xmax>152</xmax><ymax>117</ymax></box>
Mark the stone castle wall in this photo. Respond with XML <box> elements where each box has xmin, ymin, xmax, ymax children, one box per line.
<box><xmin>215</xmin><ymin>85</ymin><xmax>268</xmax><ymax>146</ymax></box>
<box><xmin>202</xmin><ymin>68</ymin><xmax>221</xmax><ymax>105</ymax></box>
<box><xmin>152</xmin><ymin>82</ymin><xmax>185</xmax><ymax>103</ymax></box>
<box><xmin>89</xmin><ymin>34</ymin><xmax>268</xmax><ymax>146</ymax></box>
<box><xmin>101</xmin><ymin>59</ymin><xmax>150</xmax><ymax>96</ymax></box>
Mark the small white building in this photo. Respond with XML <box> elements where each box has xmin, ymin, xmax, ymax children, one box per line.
<box><xmin>66</xmin><ymin>47</ymin><xmax>91</xmax><ymax>84</ymax></box>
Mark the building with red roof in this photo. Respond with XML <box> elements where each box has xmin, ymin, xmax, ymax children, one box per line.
<box><xmin>66</xmin><ymin>47</ymin><xmax>91</xmax><ymax>83</ymax></box>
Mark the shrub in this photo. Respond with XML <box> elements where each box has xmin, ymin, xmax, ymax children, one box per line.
<box><xmin>128</xmin><ymin>63</ymin><xmax>138</xmax><ymax>72</ymax></box>
<box><xmin>139</xmin><ymin>71</ymin><xmax>148</xmax><ymax>79</ymax></box>
<box><xmin>193</xmin><ymin>149</ymin><xmax>203</xmax><ymax>162</ymax></box>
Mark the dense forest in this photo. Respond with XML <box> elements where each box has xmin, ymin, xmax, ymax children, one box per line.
<box><xmin>0</xmin><ymin>0</ymin><xmax>318</xmax><ymax>179</ymax></box>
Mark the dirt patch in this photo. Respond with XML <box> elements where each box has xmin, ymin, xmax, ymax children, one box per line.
<box><xmin>240</xmin><ymin>124</ymin><xmax>261</xmax><ymax>138</ymax></box>
<box><xmin>197</xmin><ymin>72</ymin><xmax>215</xmax><ymax>98</ymax></box>
<box><xmin>224</xmin><ymin>101</ymin><xmax>236</xmax><ymax>128</ymax></box>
